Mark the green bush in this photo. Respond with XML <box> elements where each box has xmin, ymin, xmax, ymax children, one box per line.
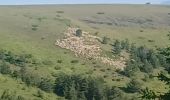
<box><xmin>75</xmin><ymin>29</ymin><xmax>82</xmax><ymax>37</ymax></box>
<box><xmin>71</xmin><ymin>60</ymin><xmax>79</xmax><ymax>64</ymax></box>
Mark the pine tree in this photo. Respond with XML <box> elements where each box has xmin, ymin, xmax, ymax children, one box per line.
<box><xmin>113</xmin><ymin>40</ymin><xmax>121</xmax><ymax>54</ymax></box>
<box><xmin>126</xmin><ymin>79</ymin><xmax>142</xmax><ymax>93</ymax></box>
<box><xmin>140</xmin><ymin>87</ymin><xmax>157</xmax><ymax>100</ymax></box>
<box><xmin>142</xmin><ymin>60</ymin><xmax>153</xmax><ymax>73</ymax></box>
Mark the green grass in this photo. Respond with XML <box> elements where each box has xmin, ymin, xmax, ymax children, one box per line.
<box><xmin>0</xmin><ymin>4</ymin><xmax>169</xmax><ymax>99</ymax></box>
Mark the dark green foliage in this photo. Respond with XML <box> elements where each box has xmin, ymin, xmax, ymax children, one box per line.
<box><xmin>31</xmin><ymin>25</ymin><xmax>38</xmax><ymax>31</ymax></box>
<box><xmin>57</xmin><ymin>60</ymin><xmax>63</xmax><ymax>63</ymax></box>
<box><xmin>32</xmin><ymin>27</ymin><xmax>37</xmax><ymax>31</ymax></box>
<box><xmin>158</xmin><ymin>47</ymin><xmax>170</xmax><ymax>63</ymax></box>
<box><xmin>71</xmin><ymin>60</ymin><xmax>79</xmax><ymax>63</ymax></box>
<box><xmin>38</xmin><ymin>78</ymin><xmax>54</xmax><ymax>92</ymax></box>
<box><xmin>113</xmin><ymin>40</ymin><xmax>121</xmax><ymax>54</ymax></box>
<box><xmin>76</xmin><ymin>29</ymin><xmax>82</xmax><ymax>37</ymax></box>
<box><xmin>142</xmin><ymin>60</ymin><xmax>153</xmax><ymax>73</ymax></box>
<box><xmin>56</xmin><ymin>11</ymin><xmax>64</xmax><ymax>13</ymax></box>
<box><xmin>97</xmin><ymin>12</ymin><xmax>105</xmax><ymax>14</ymax></box>
<box><xmin>12</xmin><ymin>70</ymin><xmax>20</xmax><ymax>79</ymax></box>
<box><xmin>126</xmin><ymin>79</ymin><xmax>142</xmax><ymax>93</ymax></box>
<box><xmin>0</xmin><ymin>50</ymin><xmax>34</xmax><ymax>67</ymax></box>
<box><xmin>167</xmin><ymin>33</ymin><xmax>170</xmax><ymax>40</ymax></box>
<box><xmin>20</xmin><ymin>67</ymin><xmax>42</xmax><ymax>87</ymax></box>
<box><xmin>105</xmin><ymin>87</ymin><xmax>125</xmax><ymax>100</ymax></box>
<box><xmin>0</xmin><ymin>62</ymin><xmax>11</xmax><ymax>74</ymax></box>
<box><xmin>122</xmin><ymin>43</ymin><xmax>163</xmax><ymax>74</ymax></box>
<box><xmin>140</xmin><ymin>87</ymin><xmax>157</xmax><ymax>100</ymax></box>
<box><xmin>54</xmin><ymin>73</ymin><xmax>107</xmax><ymax>100</ymax></box>
<box><xmin>121</xmin><ymin>39</ymin><xmax>130</xmax><ymax>50</ymax></box>
<box><xmin>124</xmin><ymin>60</ymin><xmax>140</xmax><ymax>77</ymax></box>
<box><xmin>157</xmin><ymin>73</ymin><xmax>170</xmax><ymax>84</ymax></box>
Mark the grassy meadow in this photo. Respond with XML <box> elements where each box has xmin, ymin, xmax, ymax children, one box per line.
<box><xmin>0</xmin><ymin>4</ymin><xmax>170</xmax><ymax>99</ymax></box>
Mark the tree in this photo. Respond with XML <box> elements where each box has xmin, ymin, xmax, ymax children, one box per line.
<box><xmin>126</xmin><ymin>79</ymin><xmax>142</xmax><ymax>93</ymax></box>
<box><xmin>55</xmin><ymin>73</ymin><xmax>105</xmax><ymax>100</ymax></box>
<box><xmin>124</xmin><ymin>60</ymin><xmax>140</xmax><ymax>77</ymax></box>
<box><xmin>113</xmin><ymin>40</ymin><xmax>121</xmax><ymax>54</ymax></box>
<box><xmin>39</xmin><ymin>78</ymin><xmax>54</xmax><ymax>92</ymax></box>
<box><xmin>105</xmin><ymin>86</ymin><xmax>124</xmax><ymax>100</ymax></box>
<box><xmin>142</xmin><ymin>60</ymin><xmax>153</xmax><ymax>73</ymax></box>
<box><xmin>140</xmin><ymin>87</ymin><xmax>157</xmax><ymax>100</ymax></box>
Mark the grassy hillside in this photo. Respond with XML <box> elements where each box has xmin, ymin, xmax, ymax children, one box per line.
<box><xmin>0</xmin><ymin>4</ymin><xmax>170</xmax><ymax>100</ymax></box>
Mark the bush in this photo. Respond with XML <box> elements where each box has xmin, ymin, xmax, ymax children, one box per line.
<box><xmin>71</xmin><ymin>60</ymin><xmax>79</xmax><ymax>64</ymax></box>
<box><xmin>148</xmin><ymin>40</ymin><xmax>155</xmax><ymax>42</ymax></box>
<box><xmin>32</xmin><ymin>27</ymin><xmax>37</xmax><ymax>31</ymax></box>
<box><xmin>97</xmin><ymin>12</ymin><xmax>105</xmax><ymax>14</ymax></box>
<box><xmin>39</xmin><ymin>78</ymin><xmax>54</xmax><ymax>92</ymax></box>
<box><xmin>126</xmin><ymin>79</ymin><xmax>142</xmax><ymax>93</ymax></box>
<box><xmin>0</xmin><ymin>62</ymin><xmax>11</xmax><ymax>74</ymax></box>
<box><xmin>75</xmin><ymin>29</ymin><xmax>82</xmax><ymax>37</ymax></box>
<box><xmin>54</xmin><ymin>66</ymin><xmax>61</xmax><ymax>70</ymax></box>
<box><xmin>56</xmin><ymin>11</ymin><xmax>64</xmax><ymax>13</ymax></box>
<box><xmin>32</xmin><ymin>25</ymin><xmax>38</xmax><ymax>31</ymax></box>
<box><xmin>57</xmin><ymin>60</ymin><xmax>63</xmax><ymax>63</ymax></box>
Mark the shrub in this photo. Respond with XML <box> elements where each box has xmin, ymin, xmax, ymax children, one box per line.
<box><xmin>71</xmin><ymin>60</ymin><xmax>79</xmax><ymax>63</ymax></box>
<box><xmin>0</xmin><ymin>62</ymin><xmax>11</xmax><ymax>74</ymax></box>
<box><xmin>32</xmin><ymin>27</ymin><xmax>37</xmax><ymax>31</ymax></box>
<box><xmin>97</xmin><ymin>12</ymin><xmax>105</xmax><ymax>14</ymax></box>
<box><xmin>56</xmin><ymin>11</ymin><xmax>64</xmax><ymax>13</ymax></box>
<box><xmin>148</xmin><ymin>40</ymin><xmax>155</xmax><ymax>42</ymax></box>
<box><xmin>54</xmin><ymin>66</ymin><xmax>61</xmax><ymax>70</ymax></box>
<box><xmin>32</xmin><ymin>25</ymin><xmax>38</xmax><ymax>27</ymax></box>
<box><xmin>100</xmin><ymin>69</ymin><xmax>106</xmax><ymax>72</ymax></box>
<box><xmin>57</xmin><ymin>60</ymin><xmax>63</xmax><ymax>63</ymax></box>
<box><xmin>75</xmin><ymin>29</ymin><xmax>82</xmax><ymax>37</ymax></box>
<box><xmin>32</xmin><ymin>25</ymin><xmax>38</xmax><ymax>31</ymax></box>
<box><xmin>126</xmin><ymin>79</ymin><xmax>142</xmax><ymax>93</ymax></box>
<box><xmin>103</xmin><ymin>75</ymin><xmax>108</xmax><ymax>78</ymax></box>
<box><xmin>39</xmin><ymin>78</ymin><xmax>54</xmax><ymax>92</ymax></box>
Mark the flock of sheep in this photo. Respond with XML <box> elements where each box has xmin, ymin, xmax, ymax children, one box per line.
<box><xmin>55</xmin><ymin>27</ymin><xmax>125</xmax><ymax>70</ymax></box>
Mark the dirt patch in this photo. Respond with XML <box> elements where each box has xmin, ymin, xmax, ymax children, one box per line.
<box><xmin>55</xmin><ymin>27</ymin><xmax>126</xmax><ymax>70</ymax></box>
